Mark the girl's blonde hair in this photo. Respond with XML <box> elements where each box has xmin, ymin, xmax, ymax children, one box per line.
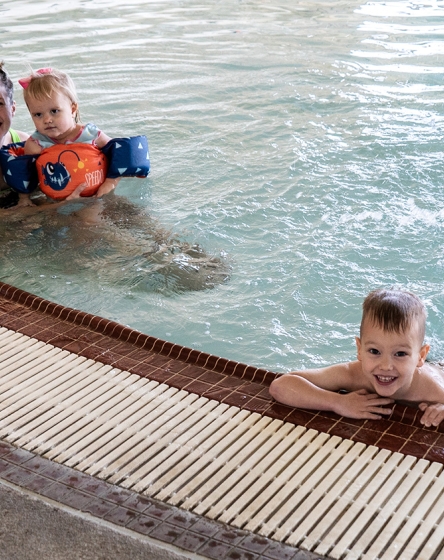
<box><xmin>23</xmin><ymin>68</ymin><xmax>80</xmax><ymax>123</ymax></box>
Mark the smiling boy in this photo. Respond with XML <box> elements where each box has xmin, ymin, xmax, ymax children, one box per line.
<box><xmin>269</xmin><ymin>289</ymin><xmax>444</xmax><ymax>427</ymax></box>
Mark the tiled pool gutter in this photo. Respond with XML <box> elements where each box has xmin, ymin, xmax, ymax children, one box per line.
<box><xmin>0</xmin><ymin>281</ymin><xmax>443</xmax><ymax>560</ymax></box>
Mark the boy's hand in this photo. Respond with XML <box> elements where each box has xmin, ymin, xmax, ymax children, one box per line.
<box><xmin>418</xmin><ymin>402</ymin><xmax>444</xmax><ymax>428</ymax></box>
<box><xmin>335</xmin><ymin>389</ymin><xmax>394</xmax><ymax>420</ymax></box>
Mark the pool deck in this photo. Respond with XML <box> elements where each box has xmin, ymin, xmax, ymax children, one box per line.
<box><xmin>0</xmin><ymin>281</ymin><xmax>444</xmax><ymax>560</ymax></box>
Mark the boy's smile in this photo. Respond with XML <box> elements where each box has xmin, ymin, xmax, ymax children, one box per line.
<box><xmin>356</xmin><ymin>319</ymin><xmax>429</xmax><ymax>399</ymax></box>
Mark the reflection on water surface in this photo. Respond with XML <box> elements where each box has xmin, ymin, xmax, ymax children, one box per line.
<box><xmin>1</xmin><ymin>0</ymin><xmax>444</xmax><ymax>371</ymax></box>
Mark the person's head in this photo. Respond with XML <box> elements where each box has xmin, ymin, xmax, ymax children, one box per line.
<box><xmin>360</xmin><ymin>288</ymin><xmax>427</xmax><ymax>343</ymax></box>
<box><xmin>356</xmin><ymin>288</ymin><xmax>430</xmax><ymax>398</ymax></box>
<box><xmin>20</xmin><ymin>67</ymin><xmax>80</xmax><ymax>140</ymax></box>
<box><xmin>0</xmin><ymin>61</ymin><xmax>17</xmax><ymax>145</ymax></box>
<box><xmin>21</xmin><ymin>67</ymin><xmax>79</xmax><ymax>121</ymax></box>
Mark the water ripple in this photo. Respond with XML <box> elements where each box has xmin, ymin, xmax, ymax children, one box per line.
<box><xmin>1</xmin><ymin>0</ymin><xmax>444</xmax><ymax>369</ymax></box>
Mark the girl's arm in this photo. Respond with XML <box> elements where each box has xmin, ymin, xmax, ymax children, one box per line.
<box><xmin>94</xmin><ymin>131</ymin><xmax>113</xmax><ymax>149</ymax></box>
<box><xmin>66</xmin><ymin>132</ymin><xmax>121</xmax><ymax>199</ymax></box>
<box><xmin>93</xmin><ymin>132</ymin><xmax>121</xmax><ymax>196</ymax></box>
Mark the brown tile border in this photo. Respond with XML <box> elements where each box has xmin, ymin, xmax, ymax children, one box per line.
<box><xmin>1</xmin><ymin>280</ymin><xmax>444</xmax><ymax>466</ymax></box>
<box><xmin>0</xmin><ymin>281</ymin><xmax>274</xmax><ymax>386</ymax></box>
<box><xmin>2</xmin><ymin>281</ymin><xmax>444</xmax><ymax>559</ymax></box>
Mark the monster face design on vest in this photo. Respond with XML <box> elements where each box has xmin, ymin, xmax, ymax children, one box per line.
<box><xmin>41</xmin><ymin>149</ymin><xmax>78</xmax><ymax>192</ymax></box>
<box><xmin>37</xmin><ymin>144</ymin><xmax>108</xmax><ymax>199</ymax></box>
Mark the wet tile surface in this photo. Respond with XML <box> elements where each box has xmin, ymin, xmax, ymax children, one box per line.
<box><xmin>0</xmin><ymin>281</ymin><xmax>443</xmax><ymax>559</ymax></box>
<box><xmin>0</xmin><ymin>438</ymin><xmax>324</xmax><ymax>560</ymax></box>
<box><xmin>1</xmin><ymin>281</ymin><xmax>443</xmax><ymax>459</ymax></box>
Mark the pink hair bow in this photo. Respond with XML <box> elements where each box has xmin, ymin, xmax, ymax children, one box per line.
<box><xmin>18</xmin><ymin>67</ymin><xmax>53</xmax><ymax>89</ymax></box>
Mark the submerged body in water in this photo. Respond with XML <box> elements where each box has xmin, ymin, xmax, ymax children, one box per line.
<box><xmin>0</xmin><ymin>193</ymin><xmax>231</xmax><ymax>295</ymax></box>
<box><xmin>4</xmin><ymin>0</ymin><xmax>444</xmax><ymax>371</ymax></box>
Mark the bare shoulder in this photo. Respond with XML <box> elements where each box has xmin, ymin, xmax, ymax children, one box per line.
<box><xmin>288</xmin><ymin>360</ymin><xmax>363</xmax><ymax>391</ymax></box>
<box><xmin>1</xmin><ymin>130</ymin><xmax>28</xmax><ymax>146</ymax></box>
<box><xmin>409</xmin><ymin>362</ymin><xmax>444</xmax><ymax>402</ymax></box>
<box><xmin>425</xmin><ymin>361</ymin><xmax>444</xmax><ymax>372</ymax></box>
<box><xmin>95</xmin><ymin>131</ymin><xmax>112</xmax><ymax>149</ymax></box>
<box><xmin>17</xmin><ymin>130</ymin><xmax>29</xmax><ymax>142</ymax></box>
<box><xmin>420</xmin><ymin>362</ymin><xmax>444</xmax><ymax>383</ymax></box>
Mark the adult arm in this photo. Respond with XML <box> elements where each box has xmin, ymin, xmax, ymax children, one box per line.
<box><xmin>23</xmin><ymin>137</ymin><xmax>42</xmax><ymax>155</ymax></box>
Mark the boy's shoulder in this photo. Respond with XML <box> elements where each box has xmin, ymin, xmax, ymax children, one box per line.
<box><xmin>417</xmin><ymin>362</ymin><xmax>444</xmax><ymax>382</ymax></box>
<box><xmin>419</xmin><ymin>362</ymin><xmax>444</xmax><ymax>384</ymax></box>
<box><xmin>424</xmin><ymin>361</ymin><xmax>444</xmax><ymax>373</ymax></box>
<box><xmin>333</xmin><ymin>360</ymin><xmax>369</xmax><ymax>389</ymax></box>
<box><xmin>406</xmin><ymin>362</ymin><xmax>444</xmax><ymax>403</ymax></box>
<box><xmin>295</xmin><ymin>360</ymin><xmax>368</xmax><ymax>392</ymax></box>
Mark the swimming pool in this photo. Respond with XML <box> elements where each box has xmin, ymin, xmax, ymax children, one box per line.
<box><xmin>1</xmin><ymin>0</ymin><xmax>444</xmax><ymax>372</ymax></box>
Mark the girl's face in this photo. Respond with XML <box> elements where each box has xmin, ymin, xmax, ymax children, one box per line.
<box><xmin>26</xmin><ymin>90</ymin><xmax>78</xmax><ymax>142</ymax></box>
<box><xmin>0</xmin><ymin>85</ymin><xmax>16</xmax><ymax>146</ymax></box>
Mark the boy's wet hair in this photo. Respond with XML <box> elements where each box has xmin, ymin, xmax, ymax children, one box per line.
<box><xmin>0</xmin><ymin>61</ymin><xmax>14</xmax><ymax>105</ymax></box>
<box><xmin>361</xmin><ymin>288</ymin><xmax>427</xmax><ymax>342</ymax></box>
<box><xmin>23</xmin><ymin>68</ymin><xmax>80</xmax><ymax>123</ymax></box>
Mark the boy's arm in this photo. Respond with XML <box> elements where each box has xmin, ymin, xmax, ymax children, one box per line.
<box><xmin>269</xmin><ymin>363</ymin><xmax>394</xmax><ymax>420</ymax></box>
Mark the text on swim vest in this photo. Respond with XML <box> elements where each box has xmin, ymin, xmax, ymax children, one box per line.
<box><xmin>85</xmin><ymin>169</ymin><xmax>104</xmax><ymax>187</ymax></box>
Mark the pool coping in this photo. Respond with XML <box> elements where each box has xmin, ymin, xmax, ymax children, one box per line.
<box><xmin>1</xmin><ymin>281</ymin><xmax>443</xmax><ymax>460</ymax></box>
<box><xmin>0</xmin><ymin>281</ymin><xmax>444</xmax><ymax>559</ymax></box>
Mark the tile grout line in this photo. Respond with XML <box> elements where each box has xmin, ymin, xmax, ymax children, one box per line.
<box><xmin>0</xmin><ymin>282</ymin><xmax>444</xmax><ymax>461</ymax></box>
<box><xmin>1</xmin><ymin>284</ymin><xmax>444</xmax><ymax>558</ymax></box>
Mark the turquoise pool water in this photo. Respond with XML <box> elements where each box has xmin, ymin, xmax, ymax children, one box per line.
<box><xmin>1</xmin><ymin>0</ymin><xmax>444</xmax><ymax>372</ymax></box>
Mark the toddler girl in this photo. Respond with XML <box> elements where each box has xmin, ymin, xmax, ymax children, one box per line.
<box><xmin>20</xmin><ymin>67</ymin><xmax>119</xmax><ymax>200</ymax></box>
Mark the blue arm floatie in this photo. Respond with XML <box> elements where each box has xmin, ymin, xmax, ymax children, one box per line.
<box><xmin>0</xmin><ymin>142</ymin><xmax>39</xmax><ymax>194</ymax></box>
<box><xmin>101</xmin><ymin>135</ymin><xmax>150</xmax><ymax>179</ymax></box>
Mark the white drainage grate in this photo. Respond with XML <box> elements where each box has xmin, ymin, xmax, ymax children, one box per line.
<box><xmin>0</xmin><ymin>327</ymin><xmax>444</xmax><ymax>559</ymax></box>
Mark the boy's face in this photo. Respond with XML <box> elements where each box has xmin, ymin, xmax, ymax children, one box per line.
<box><xmin>26</xmin><ymin>91</ymin><xmax>77</xmax><ymax>141</ymax></box>
<box><xmin>355</xmin><ymin>319</ymin><xmax>429</xmax><ymax>399</ymax></box>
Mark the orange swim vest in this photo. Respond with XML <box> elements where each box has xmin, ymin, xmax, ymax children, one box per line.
<box><xmin>37</xmin><ymin>143</ymin><xmax>108</xmax><ymax>200</ymax></box>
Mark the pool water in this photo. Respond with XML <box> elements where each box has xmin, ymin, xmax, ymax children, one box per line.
<box><xmin>1</xmin><ymin>0</ymin><xmax>444</xmax><ymax>372</ymax></box>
